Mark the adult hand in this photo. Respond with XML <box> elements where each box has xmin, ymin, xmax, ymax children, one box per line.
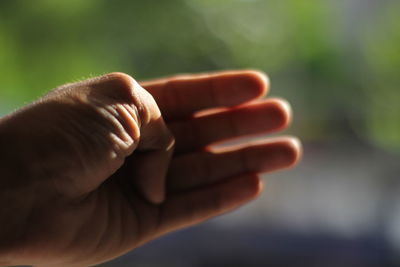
<box><xmin>0</xmin><ymin>71</ymin><xmax>300</xmax><ymax>266</ymax></box>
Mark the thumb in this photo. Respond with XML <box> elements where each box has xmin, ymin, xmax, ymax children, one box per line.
<box><xmin>125</xmin><ymin>78</ymin><xmax>175</xmax><ymax>204</ymax></box>
<box><xmin>66</xmin><ymin>73</ymin><xmax>174</xmax><ymax>204</ymax></box>
<box><xmin>130</xmin><ymin>113</ymin><xmax>175</xmax><ymax>204</ymax></box>
<box><xmin>89</xmin><ymin>73</ymin><xmax>175</xmax><ymax>204</ymax></box>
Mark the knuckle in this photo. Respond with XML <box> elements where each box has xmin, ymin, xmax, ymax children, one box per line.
<box><xmin>97</xmin><ymin>72</ymin><xmax>137</xmax><ymax>101</ymax></box>
<box><xmin>162</xmin><ymin>80</ymin><xmax>182</xmax><ymax>117</ymax></box>
<box><xmin>45</xmin><ymin>72</ymin><xmax>139</xmax><ymax>105</ymax></box>
<box><xmin>29</xmin><ymin>75</ymin><xmax>142</xmax><ymax>168</ymax></box>
<box><xmin>96</xmin><ymin>73</ymin><xmax>162</xmax><ymax>130</ymax></box>
<box><xmin>105</xmin><ymin>72</ymin><xmax>135</xmax><ymax>88</ymax></box>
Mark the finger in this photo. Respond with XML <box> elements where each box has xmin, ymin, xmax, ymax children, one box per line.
<box><xmin>140</xmin><ymin>70</ymin><xmax>269</xmax><ymax>120</ymax></box>
<box><xmin>167</xmin><ymin>138</ymin><xmax>301</xmax><ymax>193</ymax></box>
<box><xmin>170</xmin><ymin>98</ymin><xmax>291</xmax><ymax>153</ymax></box>
<box><xmin>158</xmin><ymin>174</ymin><xmax>262</xmax><ymax>235</ymax></box>
<box><xmin>130</xmin><ymin>137</ymin><xmax>175</xmax><ymax>205</ymax></box>
<box><xmin>131</xmin><ymin>97</ymin><xmax>175</xmax><ymax>205</ymax></box>
<box><xmin>97</xmin><ymin>74</ymin><xmax>175</xmax><ymax>205</ymax></box>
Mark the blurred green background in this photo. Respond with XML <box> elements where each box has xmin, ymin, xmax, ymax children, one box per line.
<box><xmin>1</xmin><ymin>0</ymin><xmax>399</xmax><ymax>151</ymax></box>
<box><xmin>1</xmin><ymin>0</ymin><xmax>400</xmax><ymax>266</ymax></box>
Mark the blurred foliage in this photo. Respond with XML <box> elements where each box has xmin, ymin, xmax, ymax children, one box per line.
<box><xmin>0</xmin><ymin>0</ymin><xmax>399</xmax><ymax>151</ymax></box>
<box><xmin>362</xmin><ymin>1</ymin><xmax>400</xmax><ymax>151</ymax></box>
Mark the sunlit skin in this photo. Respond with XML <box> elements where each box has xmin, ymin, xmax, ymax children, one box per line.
<box><xmin>0</xmin><ymin>70</ymin><xmax>301</xmax><ymax>266</ymax></box>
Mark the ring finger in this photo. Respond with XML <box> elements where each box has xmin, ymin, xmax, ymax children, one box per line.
<box><xmin>167</xmin><ymin>137</ymin><xmax>301</xmax><ymax>193</ymax></box>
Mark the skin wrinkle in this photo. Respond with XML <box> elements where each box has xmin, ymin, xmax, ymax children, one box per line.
<box><xmin>89</xmin><ymin>188</ymin><xmax>111</xmax><ymax>264</ymax></box>
<box><xmin>51</xmin><ymin>128</ymin><xmax>91</xmax><ymax>198</ymax></box>
<box><xmin>94</xmin><ymin>191</ymin><xmax>115</xmax><ymax>264</ymax></box>
<box><xmin>121</xmin><ymin>188</ymin><xmax>143</xmax><ymax>248</ymax></box>
<box><xmin>116</xmin><ymin>192</ymin><xmax>128</xmax><ymax>254</ymax></box>
<box><xmin>125</xmin><ymin>103</ymin><xmax>141</xmax><ymax>129</ymax></box>
<box><xmin>96</xmin><ymin>105</ymin><xmax>132</xmax><ymax>146</ymax></box>
<box><xmin>97</xmin><ymin>190</ymin><xmax>111</xmax><ymax>253</ymax></box>
<box><xmin>110</xmin><ymin>171</ymin><xmax>143</xmax><ymax>248</ymax></box>
<box><xmin>66</xmin><ymin>111</ymin><xmax>100</xmax><ymax>158</ymax></box>
<box><xmin>46</xmin><ymin>92</ymin><xmax>136</xmax><ymax>198</ymax></box>
<box><xmin>66</xmin><ymin>198</ymin><xmax>98</xmax><ymax>250</ymax></box>
<box><xmin>209</xmin><ymin>75</ymin><xmax>223</xmax><ymax>107</ymax></box>
<box><xmin>62</xmin><ymin>103</ymin><xmax>108</xmax><ymax>153</ymax></box>
<box><xmin>130</xmin><ymin>198</ymin><xmax>160</xmax><ymax>248</ymax></box>
<box><xmin>108</xmin><ymin>133</ymin><xmax>131</xmax><ymax>161</ymax></box>
<box><xmin>119</xmin><ymin>103</ymin><xmax>141</xmax><ymax>142</ymax></box>
<box><xmin>85</xmin><ymin>104</ymin><xmax>136</xmax><ymax>167</ymax></box>
<box><xmin>59</xmin><ymin>210</ymin><xmax>94</xmax><ymax>266</ymax></box>
<box><xmin>82</xmin><ymin>115</ymin><xmax>122</xmax><ymax>171</ymax></box>
<box><xmin>227</xmin><ymin>105</ymin><xmax>242</xmax><ymax>142</ymax></box>
<box><xmin>132</xmin><ymin>85</ymin><xmax>151</xmax><ymax>127</ymax></box>
<box><xmin>56</xmin><ymin>131</ymin><xmax>104</xmax><ymax>198</ymax></box>
<box><xmin>71</xmin><ymin>189</ymin><xmax>115</xmax><ymax>266</ymax></box>
<box><xmin>89</xmin><ymin>73</ymin><xmax>147</xmax><ymax>131</ymax></box>
<box><xmin>165</xmin><ymin>80</ymin><xmax>184</xmax><ymax>120</ymax></box>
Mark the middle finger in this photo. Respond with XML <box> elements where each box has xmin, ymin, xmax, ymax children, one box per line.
<box><xmin>169</xmin><ymin>98</ymin><xmax>291</xmax><ymax>154</ymax></box>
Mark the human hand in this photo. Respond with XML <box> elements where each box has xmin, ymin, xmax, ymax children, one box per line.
<box><xmin>0</xmin><ymin>71</ymin><xmax>300</xmax><ymax>266</ymax></box>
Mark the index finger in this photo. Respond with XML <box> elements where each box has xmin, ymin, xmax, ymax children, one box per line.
<box><xmin>140</xmin><ymin>70</ymin><xmax>269</xmax><ymax>120</ymax></box>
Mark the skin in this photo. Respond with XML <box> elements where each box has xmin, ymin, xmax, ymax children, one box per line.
<box><xmin>0</xmin><ymin>70</ymin><xmax>301</xmax><ymax>267</ymax></box>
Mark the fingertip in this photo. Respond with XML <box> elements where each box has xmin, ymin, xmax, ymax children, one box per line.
<box><xmin>243</xmin><ymin>70</ymin><xmax>270</xmax><ymax>98</ymax></box>
<box><xmin>226</xmin><ymin>174</ymin><xmax>264</xmax><ymax>204</ymax></box>
<box><xmin>136</xmin><ymin>180</ymin><xmax>166</xmax><ymax>205</ymax></box>
<box><xmin>214</xmin><ymin>70</ymin><xmax>270</xmax><ymax>107</ymax></box>
<box><xmin>233</xmin><ymin>70</ymin><xmax>270</xmax><ymax>102</ymax></box>
<box><xmin>246</xmin><ymin>98</ymin><xmax>291</xmax><ymax>133</ymax></box>
<box><xmin>147</xmin><ymin>192</ymin><xmax>166</xmax><ymax>205</ymax></box>
<box><xmin>251</xmin><ymin>174</ymin><xmax>264</xmax><ymax>198</ymax></box>
<box><xmin>280</xmin><ymin>137</ymin><xmax>303</xmax><ymax>168</ymax></box>
<box><xmin>267</xmin><ymin>98</ymin><xmax>292</xmax><ymax>129</ymax></box>
<box><xmin>241</xmin><ymin>137</ymin><xmax>302</xmax><ymax>174</ymax></box>
<box><xmin>289</xmin><ymin>137</ymin><xmax>303</xmax><ymax>166</ymax></box>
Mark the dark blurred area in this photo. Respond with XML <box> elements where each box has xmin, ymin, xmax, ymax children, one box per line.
<box><xmin>1</xmin><ymin>0</ymin><xmax>400</xmax><ymax>266</ymax></box>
